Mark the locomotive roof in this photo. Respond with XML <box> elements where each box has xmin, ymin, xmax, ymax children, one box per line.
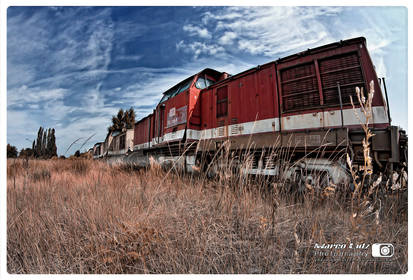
<box><xmin>275</xmin><ymin>36</ymin><xmax>366</xmax><ymax>63</ymax></box>
<box><xmin>204</xmin><ymin>36</ymin><xmax>367</xmax><ymax>90</ymax></box>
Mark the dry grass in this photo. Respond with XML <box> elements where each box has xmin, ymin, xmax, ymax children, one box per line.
<box><xmin>7</xmin><ymin>81</ymin><xmax>407</xmax><ymax>274</ymax></box>
<box><xmin>7</xmin><ymin>157</ymin><xmax>407</xmax><ymax>274</ymax></box>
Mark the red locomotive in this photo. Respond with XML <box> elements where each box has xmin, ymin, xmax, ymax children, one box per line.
<box><xmin>96</xmin><ymin>37</ymin><xmax>407</xmax><ymax>184</ymax></box>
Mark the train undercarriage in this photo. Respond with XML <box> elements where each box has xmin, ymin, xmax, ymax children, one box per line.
<box><xmin>105</xmin><ymin>125</ymin><xmax>407</xmax><ymax>193</ymax></box>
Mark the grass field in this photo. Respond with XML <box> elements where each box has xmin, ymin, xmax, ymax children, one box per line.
<box><xmin>7</xmin><ymin>157</ymin><xmax>407</xmax><ymax>273</ymax></box>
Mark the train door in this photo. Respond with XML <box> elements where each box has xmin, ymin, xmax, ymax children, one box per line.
<box><xmin>215</xmin><ymin>85</ymin><xmax>229</xmax><ymax>138</ymax></box>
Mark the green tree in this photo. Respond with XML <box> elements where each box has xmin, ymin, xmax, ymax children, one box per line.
<box><xmin>32</xmin><ymin>126</ymin><xmax>57</xmax><ymax>159</ymax></box>
<box><xmin>46</xmin><ymin>128</ymin><xmax>57</xmax><ymax>158</ymax></box>
<box><xmin>108</xmin><ymin>107</ymin><xmax>135</xmax><ymax>132</ymax></box>
<box><xmin>7</xmin><ymin>144</ymin><xmax>18</xmax><ymax>158</ymax></box>
<box><xmin>34</xmin><ymin>127</ymin><xmax>44</xmax><ymax>157</ymax></box>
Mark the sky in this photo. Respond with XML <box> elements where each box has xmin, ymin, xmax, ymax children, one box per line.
<box><xmin>7</xmin><ymin>6</ymin><xmax>407</xmax><ymax>155</ymax></box>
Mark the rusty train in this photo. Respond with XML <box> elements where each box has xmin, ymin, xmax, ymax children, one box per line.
<box><xmin>93</xmin><ymin>37</ymin><xmax>407</xmax><ymax>185</ymax></box>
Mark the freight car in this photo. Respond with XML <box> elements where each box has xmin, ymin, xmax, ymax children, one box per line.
<box><xmin>97</xmin><ymin>37</ymin><xmax>407</xmax><ymax>185</ymax></box>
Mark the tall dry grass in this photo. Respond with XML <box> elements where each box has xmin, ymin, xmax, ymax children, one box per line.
<box><xmin>7</xmin><ymin>156</ymin><xmax>407</xmax><ymax>273</ymax></box>
<box><xmin>7</xmin><ymin>81</ymin><xmax>407</xmax><ymax>274</ymax></box>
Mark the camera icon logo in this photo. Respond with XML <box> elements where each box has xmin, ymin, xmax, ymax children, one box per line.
<box><xmin>371</xmin><ymin>243</ymin><xmax>394</xmax><ymax>257</ymax></box>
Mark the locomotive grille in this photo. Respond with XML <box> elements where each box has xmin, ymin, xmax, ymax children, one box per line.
<box><xmin>280</xmin><ymin>63</ymin><xmax>319</xmax><ymax>112</ymax></box>
<box><xmin>280</xmin><ymin>52</ymin><xmax>365</xmax><ymax>112</ymax></box>
<box><xmin>319</xmin><ymin>52</ymin><xmax>365</xmax><ymax>106</ymax></box>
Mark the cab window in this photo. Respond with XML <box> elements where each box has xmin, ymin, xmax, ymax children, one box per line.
<box><xmin>195</xmin><ymin>76</ymin><xmax>215</xmax><ymax>89</ymax></box>
<box><xmin>173</xmin><ymin>78</ymin><xmax>192</xmax><ymax>97</ymax></box>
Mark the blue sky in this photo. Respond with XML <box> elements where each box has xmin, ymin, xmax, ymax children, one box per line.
<box><xmin>7</xmin><ymin>6</ymin><xmax>407</xmax><ymax>155</ymax></box>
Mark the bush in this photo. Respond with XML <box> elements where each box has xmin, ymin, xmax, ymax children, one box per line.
<box><xmin>19</xmin><ymin>148</ymin><xmax>33</xmax><ymax>158</ymax></box>
<box><xmin>7</xmin><ymin>144</ymin><xmax>18</xmax><ymax>158</ymax></box>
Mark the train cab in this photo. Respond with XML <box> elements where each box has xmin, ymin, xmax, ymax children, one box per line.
<box><xmin>151</xmin><ymin>68</ymin><xmax>228</xmax><ymax>146</ymax></box>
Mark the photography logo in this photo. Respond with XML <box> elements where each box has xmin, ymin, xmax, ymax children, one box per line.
<box><xmin>371</xmin><ymin>243</ymin><xmax>394</xmax><ymax>258</ymax></box>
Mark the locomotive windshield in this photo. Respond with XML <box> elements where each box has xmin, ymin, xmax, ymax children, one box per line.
<box><xmin>159</xmin><ymin>76</ymin><xmax>194</xmax><ymax>104</ymax></box>
<box><xmin>158</xmin><ymin>68</ymin><xmax>226</xmax><ymax>104</ymax></box>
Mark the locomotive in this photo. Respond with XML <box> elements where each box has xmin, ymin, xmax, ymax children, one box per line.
<box><xmin>94</xmin><ymin>37</ymin><xmax>407</xmax><ymax>185</ymax></box>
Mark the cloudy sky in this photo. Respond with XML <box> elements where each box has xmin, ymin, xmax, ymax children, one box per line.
<box><xmin>7</xmin><ymin>6</ymin><xmax>407</xmax><ymax>155</ymax></box>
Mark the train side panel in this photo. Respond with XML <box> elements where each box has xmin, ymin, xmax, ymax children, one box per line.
<box><xmin>226</xmin><ymin>65</ymin><xmax>279</xmax><ymax>136</ymax></box>
<box><xmin>197</xmin><ymin>64</ymin><xmax>280</xmax><ymax>149</ymax></box>
<box><xmin>134</xmin><ymin>115</ymin><xmax>151</xmax><ymax>150</ymax></box>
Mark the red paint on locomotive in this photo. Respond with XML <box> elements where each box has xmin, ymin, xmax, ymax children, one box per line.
<box><xmin>132</xmin><ymin>37</ymin><xmax>392</xmax><ymax>152</ymax></box>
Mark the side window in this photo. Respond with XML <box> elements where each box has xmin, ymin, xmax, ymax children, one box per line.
<box><xmin>216</xmin><ymin>86</ymin><xmax>228</xmax><ymax>118</ymax></box>
<box><xmin>177</xmin><ymin>79</ymin><xmax>192</xmax><ymax>94</ymax></box>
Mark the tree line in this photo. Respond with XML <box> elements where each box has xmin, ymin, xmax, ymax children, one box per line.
<box><xmin>7</xmin><ymin>126</ymin><xmax>57</xmax><ymax>159</ymax></box>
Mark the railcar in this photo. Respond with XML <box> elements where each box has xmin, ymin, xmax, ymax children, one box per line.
<box><xmin>105</xmin><ymin>37</ymin><xmax>407</xmax><ymax>184</ymax></box>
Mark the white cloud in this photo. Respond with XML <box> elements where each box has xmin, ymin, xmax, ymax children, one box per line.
<box><xmin>178</xmin><ymin>41</ymin><xmax>225</xmax><ymax>59</ymax></box>
<box><xmin>183</xmin><ymin>24</ymin><xmax>212</xmax><ymax>39</ymax></box>
<box><xmin>211</xmin><ymin>7</ymin><xmax>339</xmax><ymax>57</ymax></box>
<box><xmin>218</xmin><ymin>31</ymin><xmax>237</xmax><ymax>45</ymax></box>
<box><xmin>7</xmin><ymin>110</ymin><xmax>40</xmax><ymax>146</ymax></box>
<box><xmin>179</xmin><ymin>7</ymin><xmax>343</xmax><ymax>60</ymax></box>
<box><xmin>84</xmin><ymin>19</ymin><xmax>114</xmax><ymax>70</ymax></box>
<box><xmin>7</xmin><ymin>86</ymin><xmax>67</xmax><ymax>107</ymax></box>
<box><xmin>8</xmin><ymin>7</ymin><xmax>115</xmax><ymax>83</ymax></box>
<box><xmin>201</xmin><ymin>11</ymin><xmax>212</xmax><ymax>25</ymax></box>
